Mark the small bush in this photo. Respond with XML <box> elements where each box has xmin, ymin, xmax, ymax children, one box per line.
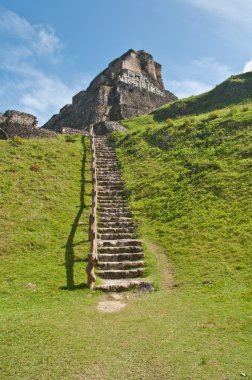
<box><xmin>10</xmin><ymin>136</ymin><xmax>25</xmax><ymax>146</ymax></box>
<box><xmin>206</xmin><ymin>112</ymin><xmax>219</xmax><ymax>121</ymax></box>
<box><xmin>65</xmin><ymin>135</ymin><xmax>77</xmax><ymax>143</ymax></box>
<box><xmin>166</xmin><ymin>118</ymin><xmax>174</xmax><ymax>127</ymax></box>
<box><xmin>30</xmin><ymin>162</ymin><xmax>41</xmax><ymax>172</ymax></box>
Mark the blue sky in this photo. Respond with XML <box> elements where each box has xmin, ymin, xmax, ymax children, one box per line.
<box><xmin>0</xmin><ymin>0</ymin><xmax>251</xmax><ymax>125</ymax></box>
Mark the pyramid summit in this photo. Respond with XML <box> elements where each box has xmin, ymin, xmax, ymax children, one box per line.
<box><xmin>43</xmin><ymin>49</ymin><xmax>177</xmax><ymax>132</ymax></box>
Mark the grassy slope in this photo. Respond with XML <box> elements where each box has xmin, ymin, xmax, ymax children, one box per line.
<box><xmin>0</xmin><ymin>97</ymin><xmax>252</xmax><ymax>379</ymax></box>
<box><xmin>154</xmin><ymin>72</ymin><xmax>252</xmax><ymax>121</ymax></box>
<box><xmin>111</xmin><ymin>101</ymin><xmax>252</xmax><ymax>377</ymax></box>
<box><xmin>3</xmin><ymin>135</ymin><xmax>247</xmax><ymax>380</ymax></box>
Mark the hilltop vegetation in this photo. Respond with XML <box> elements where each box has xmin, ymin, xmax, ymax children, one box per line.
<box><xmin>154</xmin><ymin>72</ymin><xmax>252</xmax><ymax>121</ymax></box>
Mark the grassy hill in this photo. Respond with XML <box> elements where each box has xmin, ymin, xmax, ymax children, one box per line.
<box><xmin>1</xmin><ymin>77</ymin><xmax>252</xmax><ymax>379</ymax></box>
<box><xmin>110</xmin><ymin>96</ymin><xmax>252</xmax><ymax>377</ymax></box>
<box><xmin>154</xmin><ymin>72</ymin><xmax>252</xmax><ymax>121</ymax></box>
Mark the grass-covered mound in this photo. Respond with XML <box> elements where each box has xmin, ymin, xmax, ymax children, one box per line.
<box><xmin>1</xmin><ymin>105</ymin><xmax>251</xmax><ymax>378</ymax></box>
<box><xmin>110</xmin><ymin>102</ymin><xmax>252</xmax><ymax>374</ymax></box>
<box><xmin>154</xmin><ymin>72</ymin><xmax>252</xmax><ymax>121</ymax></box>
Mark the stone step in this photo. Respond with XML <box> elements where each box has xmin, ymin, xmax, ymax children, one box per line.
<box><xmin>98</xmin><ymin>239</ymin><xmax>142</xmax><ymax>247</ymax></box>
<box><xmin>98</xmin><ymin>203</ymin><xmax>127</xmax><ymax>207</ymax></box>
<box><xmin>99</xmin><ymin>217</ymin><xmax>132</xmax><ymax>223</ymax></box>
<box><xmin>95</xmin><ymin>279</ymin><xmax>151</xmax><ymax>292</ymax></box>
<box><xmin>98</xmin><ymin>221</ymin><xmax>134</xmax><ymax>228</ymax></box>
<box><xmin>98</xmin><ymin>181</ymin><xmax>124</xmax><ymax>186</ymax></box>
<box><xmin>98</xmin><ymin>195</ymin><xmax>125</xmax><ymax>200</ymax></box>
<box><xmin>98</xmin><ymin>205</ymin><xmax>130</xmax><ymax>214</ymax></box>
<box><xmin>98</xmin><ymin>185</ymin><xmax>124</xmax><ymax>191</ymax></box>
<box><xmin>96</xmin><ymin>159</ymin><xmax>117</xmax><ymax>163</ymax></box>
<box><xmin>98</xmin><ymin>190</ymin><xmax>124</xmax><ymax>196</ymax></box>
<box><xmin>97</xmin><ymin>177</ymin><xmax>122</xmax><ymax>181</ymax></box>
<box><xmin>98</xmin><ymin>252</ymin><xmax>144</xmax><ymax>262</ymax></box>
<box><xmin>98</xmin><ymin>227</ymin><xmax>134</xmax><ymax>233</ymax></box>
<box><xmin>96</xmin><ymin>268</ymin><xmax>144</xmax><ymax>279</ymax></box>
<box><xmin>98</xmin><ymin>233</ymin><xmax>133</xmax><ymax>240</ymax></box>
<box><xmin>97</xmin><ymin>260</ymin><xmax>144</xmax><ymax>270</ymax></box>
<box><xmin>98</xmin><ymin>204</ymin><xmax>127</xmax><ymax>209</ymax></box>
<box><xmin>99</xmin><ymin>211</ymin><xmax>132</xmax><ymax>218</ymax></box>
<box><xmin>98</xmin><ymin>246</ymin><xmax>143</xmax><ymax>254</ymax></box>
<box><xmin>98</xmin><ymin>201</ymin><xmax>126</xmax><ymax>206</ymax></box>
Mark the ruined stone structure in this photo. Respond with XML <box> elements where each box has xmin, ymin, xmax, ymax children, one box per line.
<box><xmin>0</xmin><ymin>110</ymin><xmax>56</xmax><ymax>139</ymax></box>
<box><xmin>43</xmin><ymin>49</ymin><xmax>177</xmax><ymax>132</ymax></box>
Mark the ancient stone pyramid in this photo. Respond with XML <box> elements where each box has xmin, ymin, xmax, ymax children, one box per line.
<box><xmin>43</xmin><ymin>49</ymin><xmax>177</xmax><ymax>132</ymax></box>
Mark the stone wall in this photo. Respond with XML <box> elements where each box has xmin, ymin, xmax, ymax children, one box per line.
<box><xmin>0</xmin><ymin>110</ymin><xmax>56</xmax><ymax>139</ymax></box>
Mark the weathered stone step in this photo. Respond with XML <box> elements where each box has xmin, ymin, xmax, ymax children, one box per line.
<box><xmin>98</xmin><ymin>239</ymin><xmax>142</xmax><ymax>247</ymax></box>
<box><xmin>96</xmin><ymin>156</ymin><xmax>117</xmax><ymax>160</ymax></box>
<box><xmin>97</xmin><ymin>260</ymin><xmax>144</xmax><ymax>270</ymax></box>
<box><xmin>98</xmin><ymin>195</ymin><xmax>125</xmax><ymax>200</ymax></box>
<box><xmin>97</xmin><ymin>268</ymin><xmax>144</xmax><ymax>279</ymax></box>
<box><xmin>99</xmin><ymin>217</ymin><xmax>132</xmax><ymax>223</ymax></box>
<box><xmin>98</xmin><ymin>227</ymin><xmax>134</xmax><ymax>233</ymax></box>
<box><xmin>95</xmin><ymin>279</ymin><xmax>151</xmax><ymax>292</ymax></box>
<box><xmin>98</xmin><ymin>252</ymin><xmax>144</xmax><ymax>262</ymax></box>
<box><xmin>99</xmin><ymin>213</ymin><xmax>131</xmax><ymax>219</ymax></box>
<box><xmin>98</xmin><ymin>190</ymin><xmax>124</xmax><ymax>196</ymax></box>
<box><xmin>96</xmin><ymin>159</ymin><xmax>117</xmax><ymax>163</ymax></box>
<box><xmin>98</xmin><ymin>204</ymin><xmax>126</xmax><ymax>209</ymax></box>
<box><xmin>98</xmin><ymin>221</ymin><xmax>134</xmax><ymax>228</ymax></box>
<box><xmin>98</xmin><ymin>185</ymin><xmax>124</xmax><ymax>191</ymax></box>
<box><xmin>98</xmin><ymin>200</ymin><xmax>126</xmax><ymax>206</ymax></box>
<box><xmin>98</xmin><ymin>181</ymin><xmax>124</xmax><ymax>186</ymax></box>
<box><xmin>97</xmin><ymin>177</ymin><xmax>122</xmax><ymax>181</ymax></box>
<box><xmin>98</xmin><ymin>233</ymin><xmax>133</xmax><ymax>240</ymax></box>
<box><xmin>98</xmin><ymin>246</ymin><xmax>143</xmax><ymax>254</ymax></box>
<box><xmin>98</xmin><ymin>207</ymin><xmax>131</xmax><ymax>213</ymax></box>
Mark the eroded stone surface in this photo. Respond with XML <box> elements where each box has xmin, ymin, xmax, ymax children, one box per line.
<box><xmin>0</xmin><ymin>110</ymin><xmax>56</xmax><ymax>139</ymax></box>
<box><xmin>43</xmin><ymin>49</ymin><xmax>177</xmax><ymax>133</ymax></box>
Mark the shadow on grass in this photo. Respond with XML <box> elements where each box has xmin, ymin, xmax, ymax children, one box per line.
<box><xmin>62</xmin><ymin>135</ymin><xmax>89</xmax><ymax>290</ymax></box>
<box><xmin>59</xmin><ymin>283</ymin><xmax>89</xmax><ymax>291</ymax></box>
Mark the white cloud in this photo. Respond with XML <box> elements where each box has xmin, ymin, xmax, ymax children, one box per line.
<box><xmin>182</xmin><ymin>0</ymin><xmax>252</xmax><ymax>28</ymax></box>
<box><xmin>165</xmin><ymin>57</ymin><xmax>232</xmax><ymax>99</ymax></box>
<box><xmin>0</xmin><ymin>57</ymin><xmax>90</xmax><ymax>125</ymax></box>
<box><xmin>243</xmin><ymin>57</ymin><xmax>252</xmax><ymax>73</ymax></box>
<box><xmin>0</xmin><ymin>9</ymin><xmax>33</xmax><ymax>37</ymax></box>
<box><xmin>167</xmin><ymin>79</ymin><xmax>211</xmax><ymax>99</ymax></box>
<box><xmin>33</xmin><ymin>26</ymin><xmax>61</xmax><ymax>54</ymax></box>
<box><xmin>192</xmin><ymin>57</ymin><xmax>231</xmax><ymax>80</ymax></box>
<box><xmin>0</xmin><ymin>8</ymin><xmax>92</xmax><ymax>125</ymax></box>
<box><xmin>0</xmin><ymin>9</ymin><xmax>61</xmax><ymax>55</ymax></box>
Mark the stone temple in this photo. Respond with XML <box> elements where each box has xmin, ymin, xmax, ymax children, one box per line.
<box><xmin>43</xmin><ymin>49</ymin><xmax>177</xmax><ymax>133</ymax></box>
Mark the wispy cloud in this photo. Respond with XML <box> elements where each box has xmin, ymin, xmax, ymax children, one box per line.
<box><xmin>166</xmin><ymin>57</ymin><xmax>232</xmax><ymax>99</ymax></box>
<box><xmin>0</xmin><ymin>8</ymin><xmax>90</xmax><ymax>125</ymax></box>
<box><xmin>167</xmin><ymin>79</ymin><xmax>211</xmax><ymax>99</ymax></box>
<box><xmin>182</xmin><ymin>0</ymin><xmax>252</xmax><ymax>28</ymax></box>
<box><xmin>0</xmin><ymin>9</ymin><xmax>62</xmax><ymax>55</ymax></box>
<box><xmin>243</xmin><ymin>57</ymin><xmax>252</xmax><ymax>73</ymax></box>
<box><xmin>0</xmin><ymin>52</ymin><xmax>90</xmax><ymax>125</ymax></box>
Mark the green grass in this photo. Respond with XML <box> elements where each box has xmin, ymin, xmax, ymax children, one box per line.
<box><xmin>153</xmin><ymin>72</ymin><xmax>252</xmax><ymax>121</ymax></box>
<box><xmin>110</xmin><ymin>101</ymin><xmax>252</xmax><ymax>377</ymax></box>
<box><xmin>1</xmin><ymin>102</ymin><xmax>252</xmax><ymax>379</ymax></box>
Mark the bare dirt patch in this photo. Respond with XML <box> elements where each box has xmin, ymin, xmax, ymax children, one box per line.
<box><xmin>97</xmin><ymin>300</ymin><xmax>127</xmax><ymax>313</ymax></box>
<box><xmin>143</xmin><ymin>240</ymin><xmax>174</xmax><ymax>290</ymax></box>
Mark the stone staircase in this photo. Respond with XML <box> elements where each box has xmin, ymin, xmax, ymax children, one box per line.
<box><xmin>94</xmin><ymin>135</ymin><xmax>149</xmax><ymax>292</ymax></box>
